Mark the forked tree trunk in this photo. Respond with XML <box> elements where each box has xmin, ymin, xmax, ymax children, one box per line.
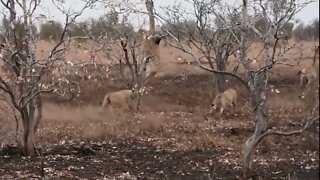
<box><xmin>22</xmin><ymin>109</ymin><xmax>36</xmax><ymax>156</ymax></box>
<box><xmin>243</xmin><ymin>104</ymin><xmax>268</xmax><ymax>177</ymax></box>
<box><xmin>20</xmin><ymin>86</ymin><xmax>41</xmax><ymax>156</ymax></box>
<box><xmin>25</xmin><ymin>122</ymin><xmax>35</xmax><ymax>156</ymax></box>
<box><xmin>241</xmin><ymin>0</ymin><xmax>273</xmax><ymax>176</ymax></box>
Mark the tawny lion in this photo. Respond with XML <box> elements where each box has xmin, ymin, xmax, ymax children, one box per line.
<box><xmin>210</xmin><ymin>88</ymin><xmax>238</xmax><ymax>114</ymax></box>
<box><xmin>100</xmin><ymin>89</ymin><xmax>136</xmax><ymax>111</ymax></box>
<box><xmin>298</xmin><ymin>67</ymin><xmax>318</xmax><ymax>97</ymax></box>
<box><xmin>298</xmin><ymin>45</ymin><xmax>319</xmax><ymax>97</ymax></box>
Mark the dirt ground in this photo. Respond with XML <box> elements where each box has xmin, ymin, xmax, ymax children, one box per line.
<box><xmin>0</xmin><ymin>40</ymin><xmax>319</xmax><ymax>179</ymax></box>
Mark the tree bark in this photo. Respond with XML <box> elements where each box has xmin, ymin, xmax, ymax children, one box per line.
<box><xmin>26</xmin><ymin>125</ymin><xmax>35</xmax><ymax>156</ymax></box>
<box><xmin>243</xmin><ymin>105</ymin><xmax>268</xmax><ymax>177</ymax></box>
<box><xmin>242</xmin><ymin>0</ymin><xmax>274</xmax><ymax>176</ymax></box>
<box><xmin>22</xmin><ymin>109</ymin><xmax>35</xmax><ymax>156</ymax></box>
<box><xmin>145</xmin><ymin>0</ymin><xmax>155</xmax><ymax>35</ymax></box>
<box><xmin>214</xmin><ymin>58</ymin><xmax>226</xmax><ymax>93</ymax></box>
<box><xmin>34</xmin><ymin>95</ymin><xmax>42</xmax><ymax>133</ymax></box>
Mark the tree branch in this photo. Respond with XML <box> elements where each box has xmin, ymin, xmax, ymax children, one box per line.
<box><xmin>255</xmin><ymin>116</ymin><xmax>319</xmax><ymax>147</ymax></box>
<box><xmin>21</xmin><ymin>89</ymin><xmax>54</xmax><ymax>109</ymax></box>
<box><xmin>165</xmin><ymin>29</ymin><xmax>250</xmax><ymax>92</ymax></box>
<box><xmin>0</xmin><ymin>76</ymin><xmax>21</xmax><ymax>112</ymax></box>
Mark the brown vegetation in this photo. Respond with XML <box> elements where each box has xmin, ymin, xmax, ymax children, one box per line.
<box><xmin>0</xmin><ymin>39</ymin><xmax>319</xmax><ymax>178</ymax></box>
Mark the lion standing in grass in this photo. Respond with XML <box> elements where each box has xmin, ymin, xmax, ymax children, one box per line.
<box><xmin>298</xmin><ymin>46</ymin><xmax>319</xmax><ymax>98</ymax></box>
<box><xmin>100</xmin><ymin>89</ymin><xmax>136</xmax><ymax>112</ymax></box>
<box><xmin>210</xmin><ymin>88</ymin><xmax>238</xmax><ymax>115</ymax></box>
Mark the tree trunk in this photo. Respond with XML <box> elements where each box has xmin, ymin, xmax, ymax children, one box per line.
<box><xmin>212</xmin><ymin>75</ymin><xmax>219</xmax><ymax>96</ymax></box>
<box><xmin>26</xmin><ymin>125</ymin><xmax>35</xmax><ymax>156</ymax></box>
<box><xmin>215</xmin><ymin>58</ymin><xmax>226</xmax><ymax>93</ymax></box>
<box><xmin>135</xmin><ymin>91</ymin><xmax>141</xmax><ymax>111</ymax></box>
<box><xmin>241</xmin><ymin>0</ymin><xmax>275</xmax><ymax>176</ymax></box>
<box><xmin>215</xmin><ymin>75</ymin><xmax>223</xmax><ymax>92</ymax></box>
<box><xmin>34</xmin><ymin>95</ymin><xmax>42</xmax><ymax>133</ymax></box>
<box><xmin>129</xmin><ymin>68</ymin><xmax>135</xmax><ymax>89</ymax></box>
<box><xmin>20</xmin><ymin>92</ymin><xmax>41</xmax><ymax>156</ymax></box>
<box><xmin>145</xmin><ymin>0</ymin><xmax>155</xmax><ymax>35</ymax></box>
<box><xmin>134</xmin><ymin>72</ymin><xmax>142</xmax><ymax>111</ymax></box>
<box><xmin>22</xmin><ymin>110</ymin><xmax>35</xmax><ymax>156</ymax></box>
<box><xmin>243</xmin><ymin>104</ymin><xmax>268</xmax><ymax>177</ymax></box>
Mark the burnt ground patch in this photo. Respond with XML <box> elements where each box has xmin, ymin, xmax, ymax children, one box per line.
<box><xmin>0</xmin><ymin>138</ymin><xmax>318</xmax><ymax>179</ymax></box>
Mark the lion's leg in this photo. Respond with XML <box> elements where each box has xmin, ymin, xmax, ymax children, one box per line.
<box><xmin>110</xmin><ymin>105</ymin><xmax>121</xmax><ymax>118</ymax></box>
<box><xmin>219</xmin><ymin>107</ymin><xmax>224</xmax><ymax>114</ymax></box>
<box><xmin>233</xmin><ymin>100</ymin><xmax>236</xmax><ymax>113</ymax></box>
<box><xmin>230</xmin><ymin>103</ymin><xmax>235</xmax><ymax>114</ymax></box>
<box><xmin>281</xmin><ymin>45</ymin><xmax>285</xmax><ymax>54</ymax></box>
<box><xmin>128</xmin><ymin>101</ymin><xmax>134</xmax><ymax>111</ymax></box>
<box><xmin>306</xmin><ymin>77</ymin><xmax>311</xmax><ymax>90</ymax></box>
<box><xmin>144</xmin><ymin>76</ymin><xmax>150</xmax><ymax>85</ymax></box>
<box><xmin>209</xmin><ymin>108</ymin><xmax>214</xmax><ymax>115</ymax></box>
<box><xmin>299</xmin><ymin>74</ymin><xmax>305</xmax><ymax>97</ymax></box>
<box><xmin>299</xmin><ymin>74</ymin><xmax>304</xmax><ymax>88</ymax></box>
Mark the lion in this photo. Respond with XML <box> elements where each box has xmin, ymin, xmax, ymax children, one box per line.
<box><xmin>298</xmin><ymin>46</ymin><xmax>319</xmax><ymax>98</ymax></box>
<box><xmin>210</xmin><ymin>88</ymin><xmax>238</xmax><ymax>115</ymax></box>
<box><xmin>298</xmin><ymin>67</ymin><xmax>318</xmax><ymax>98</ymax></box>
<box><xmin>100</xmin><ymin>89</ymin><xmax>136</xmax><ymax>112</ymax></box>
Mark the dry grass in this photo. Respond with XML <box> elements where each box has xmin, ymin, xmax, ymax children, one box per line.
<box><xmin>35</xmin><ymin>102</ymin><xmax>170</xmax><ymax>144</ymax></box>
<box><xmin>0</xmin><ymin>40</ymin><xmax>318</xmax><ymax>179</ymax></box>
<box><xmin>36</xmin><ymin>39</ymin><xmax>318</xmax><ymax>75</ymax></box>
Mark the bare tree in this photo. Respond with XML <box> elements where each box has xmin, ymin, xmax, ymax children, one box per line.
<box><xmin>94</xmin><ymin>0</ymin><xmax>163</xmax><ymax>110</ymax></box>
<box><xmin>95</xmin><ymin>25</ymin><xmax>157</xmax><ymax>111</ymax></box>
<box><xmin>0</xmin><ymin>0</ymin><xmax>97</xmax><ymax>156</ymax></box>
<box><xmin>119</xmin><ymin>33</ymin><xmax>152</xmax><ymax>110</ymax></box>
<box><xmin>80</xmin><ymin>13</ymin><xmax>143</xmax><ymax>111</ymax></box>
<box><xmin>241</xmin><ymin>0</ymin><xmax>318</xmax><ymax>176</ymax></box>
<box><xmin>159</xmin><ymin>0</ymin><xmax>240</xmax><ymax>94</ymax></box>
<box><xmin>159</xmin><ymin>0</ymin><xmax>318</xmax><ymax>177</ymax></box>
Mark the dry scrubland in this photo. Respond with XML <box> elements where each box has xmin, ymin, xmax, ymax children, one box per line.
<box><xmin>0</xmin><ymin>40</ymin><xmax>319</xmax><ymax>179</ymax></box>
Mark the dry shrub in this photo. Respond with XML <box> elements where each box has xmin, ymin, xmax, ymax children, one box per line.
<box><xmin>267</xmin><ymin>94</ymin><xmax>304</xmax><ymax>110</ymax></box>
<box><xmin>40</xmin><ymin>103</ymin><xmax>165</xmax><ymax>143</ymax></box>
<box><xmin>139</xmin><ymin>113</ymin><xmax>164</xmax><ymax>130</ymax></box>
<box><xmin>0</xmin><ymin>99</ymin><xmax>19</xmax><ymax>144</ymax></box>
